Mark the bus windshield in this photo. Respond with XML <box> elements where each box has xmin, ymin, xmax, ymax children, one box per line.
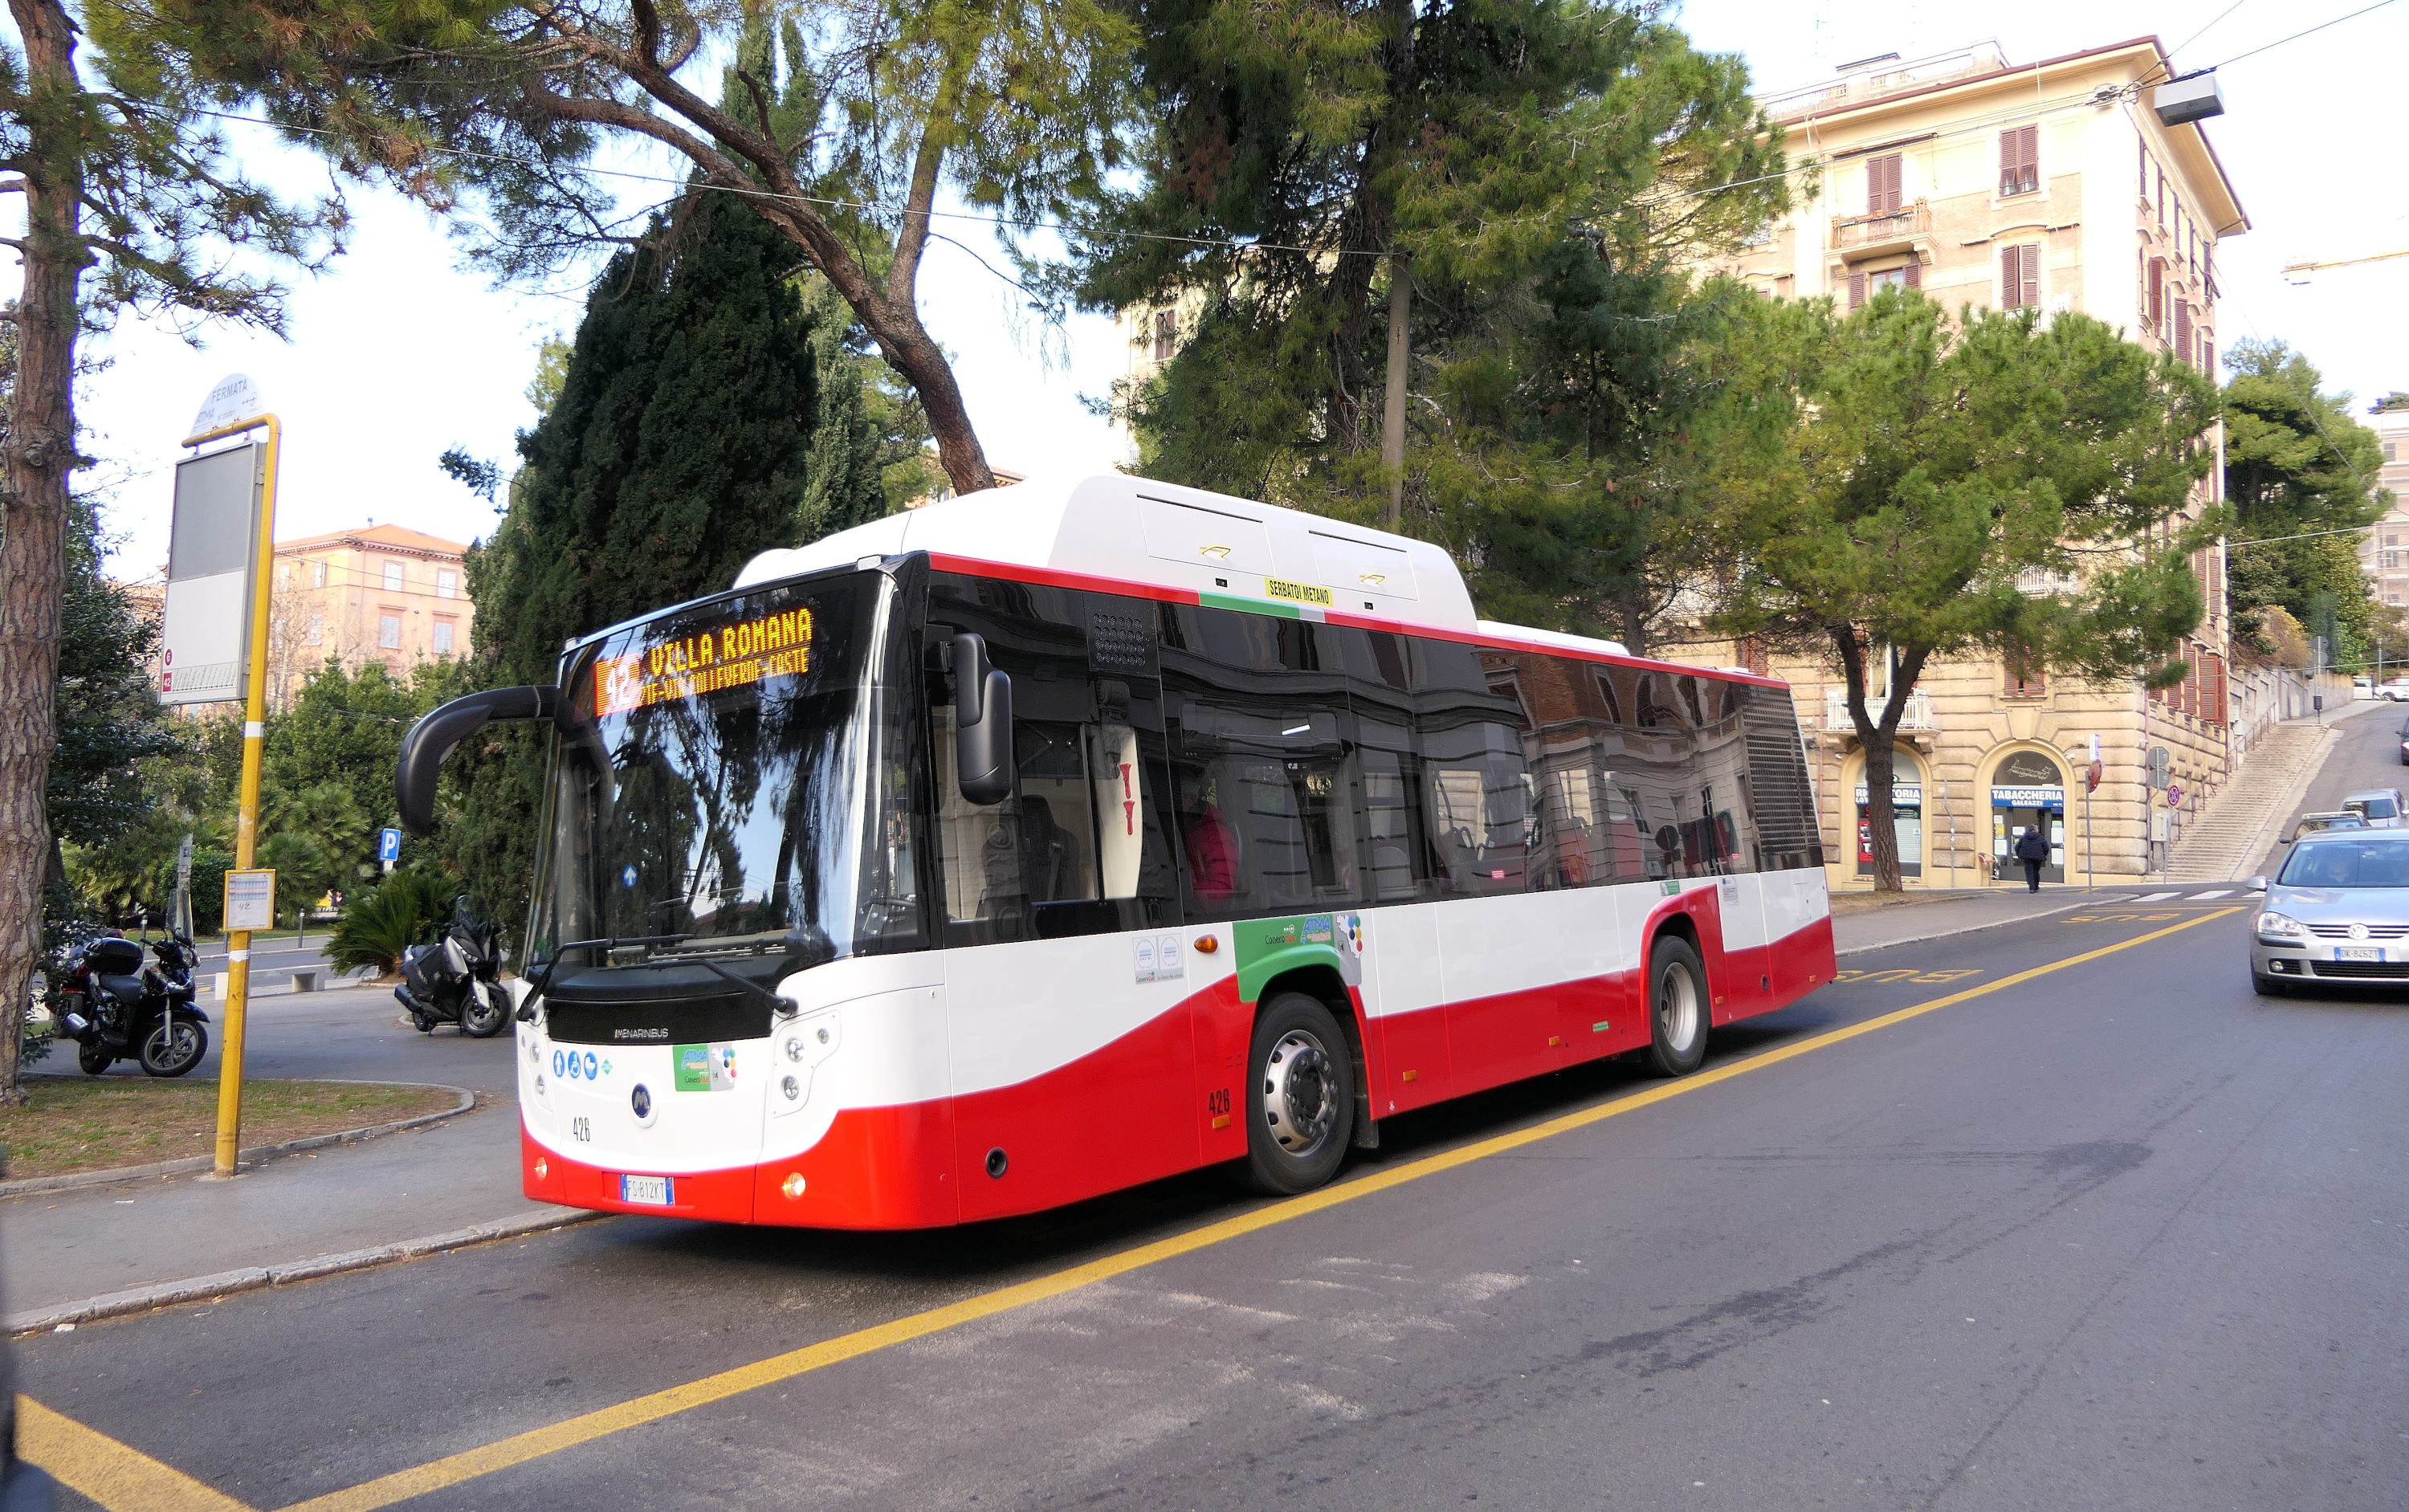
<box><xmin>530</xmin><ymin>569</ymin><xmax>919</xmax><ymax>972</ymax></box>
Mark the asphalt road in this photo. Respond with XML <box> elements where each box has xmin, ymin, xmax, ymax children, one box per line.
<box><xmin>17</xmin><ymin>872</ymin><xmax>2406</xmax><ymax>1512</ymax></box>
<box><xmin>30</xmin><ymin>979</ymin><xmax>520</xmax><ymax>1098</ymax></box>
<box><xmin>2260</xmin><ymin>702</ymin><xmax>2409</xmax><ymax>875</ymax></box>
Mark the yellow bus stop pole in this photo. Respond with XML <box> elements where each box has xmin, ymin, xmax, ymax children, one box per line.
<box><xmin>189</xmin><ymin>412</ymin><xmax>281</xmax><ymax>1178</ymax></box>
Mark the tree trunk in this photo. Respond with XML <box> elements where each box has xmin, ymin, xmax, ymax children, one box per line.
<box><xmin>874</xmin><ymin>317</ymin><xmax>995</xmax><ymax>499</ymax></box>
<box><xmin>0</xmin><ymin>0</ymin><xmax>89</xmax><ymax>1103</ymax></box>
<box><xmin>1380</xmin><ymin>251</ymin><xmax>1409</xmax><ymax>530</ymax></box>
<box><xmin>1836</xmin><ymin>632</ymin><xmax>1929</xmax><ymax>894</ymax></box>
<box><xmin>745</xmin><ymin>199</ymin><xmax>995</xmax><ymax>499</ymax></box>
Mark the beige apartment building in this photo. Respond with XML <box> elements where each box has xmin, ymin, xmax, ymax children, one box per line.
<box><xmin>2359</xmin><ymin>402</ymin><xmax>2409</xmax><ymax>619</ymax></box>
<box><xmin>263</xmin><ymin>524</ymin><xmax>475</xmax><ymax>706</ymax></box>
<box><xmin>1675</xmin><ymin>36</ymin><xmax>2246</xmax><ymax>886</ymax></box>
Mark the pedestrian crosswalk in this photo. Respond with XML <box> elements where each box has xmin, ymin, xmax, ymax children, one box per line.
<box><xmin>2093</xmin><ymin>887</ymin><xmax>2245</xmax><ymax>903</ymax></box>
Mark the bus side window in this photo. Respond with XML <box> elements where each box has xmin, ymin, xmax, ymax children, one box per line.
<box><xmin>1416</xmin><ymin>641</ymin><xmax>1531</xmax><ymax>896</ymax></box>
<box><xmin>1163</xmin><ymin>606</ymin><xmax>1359</xmax><ymax>920</ymax></box>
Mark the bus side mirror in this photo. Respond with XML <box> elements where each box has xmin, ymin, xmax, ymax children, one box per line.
<box><xmin>952</xmin><ymin>634</ymin><xmax>1015</xmax><ymax>805</ymax></box>
<box><xmin>396</xmin><ymin>685</ymin><xmax>567</xmax><ymax>836</ymax></box>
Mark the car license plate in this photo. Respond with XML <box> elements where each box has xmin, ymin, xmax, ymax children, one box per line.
<box><xmin>618</xmin><ymin>1174</ymin><xmax>674</xmax><ymax>1206</ymax></box>
<box><xmin>2337</xmin><ymin>946</ymin><xmax>2382</xmax><ymax>962</ymax></box>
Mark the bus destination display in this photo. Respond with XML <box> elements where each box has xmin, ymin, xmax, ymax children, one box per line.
<box><xmin>595</xmin><ymin>604</ymin><xmax>816</xmax><ymax>715</ymax></box>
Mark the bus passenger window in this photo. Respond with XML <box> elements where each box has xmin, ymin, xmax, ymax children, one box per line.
<box><xmin>1421</xmin><ymin>735</ymin><xmax>1531</xmax><ymax>895</ymax></box>
<box><xmin>1012</xmin><ymin>722</ymin><xmax>1102</xmax><ymax>905</ymax></box>
<box><xmin>1171</xmin><ymin>703</ymin><xmax>1359</xmax><ymax>918</ymax></box>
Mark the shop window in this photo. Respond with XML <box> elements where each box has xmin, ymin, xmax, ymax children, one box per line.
<box><xmin>1990</xmin><ymin>749</ymin><xmax>2067</xmax><ymax>884</ymax></box>
<box><xmin>1855</xmin><ymin>750</ymin><xmax>1923</xmax><ymax>879</ymax></box>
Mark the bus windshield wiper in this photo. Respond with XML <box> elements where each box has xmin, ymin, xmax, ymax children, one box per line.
<box><xmin>521</xmin><ymin>935</ymin><xmax>691</xmax><ymax>1019</ymax></box>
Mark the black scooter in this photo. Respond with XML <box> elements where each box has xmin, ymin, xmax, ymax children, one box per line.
<box><xmin>55</xmin><ymin>931</ymin><xmax>210</xmax><ymax>1077</ymax></box>
<box><xmin>395</xmin><ymin>897</ymin><xmax>510</xmax><ymax>1037</ymax></box>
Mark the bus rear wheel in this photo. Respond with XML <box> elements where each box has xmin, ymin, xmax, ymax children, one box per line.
<box><xmin>1645</xmin><ymin>937</ymin><xmax>1710</xmax><ymax>1078</ymax></box>
<box><xmin>1241</xmin><ymin>993</ymin><xmax>1355</xmax><ymax>1196</ymax></box>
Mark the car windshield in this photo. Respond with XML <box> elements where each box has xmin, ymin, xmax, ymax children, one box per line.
<box><xmin>2278</xmin><ymin>835</ymin><xmax>2409</xmax><ymax>887</ymax></box>
<box><xmin>528</xmin><ymin>569</ymin><xmax>919</xmax><ymax>971</ymax></box>
<box><xmin>2357</xmin><ymin>797</ymin><xmax>2399</xmax><ymax>819</ymax></box>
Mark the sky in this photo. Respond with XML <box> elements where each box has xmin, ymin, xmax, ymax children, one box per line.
<box><xmin>35</xmin><ymin>0</ymin><xmax>2409</xmax><ymax>580</ymax></box>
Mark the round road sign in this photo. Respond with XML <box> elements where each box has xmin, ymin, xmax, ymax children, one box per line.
<box><xmin>2166</xmin><ymin>783</ymin><xmax>2184</xmax><ymax>809</ymax></box>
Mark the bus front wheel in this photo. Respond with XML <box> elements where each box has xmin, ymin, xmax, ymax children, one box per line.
<box><xmin>1645</xmin><ymin>937</ymin><xmax>1710</xmax><ymax>1078</ymax></box>
<box><xmin>1241</xmin><ymin>993</ymin><xmax>1355</xmax><ymax>1196</ymax></box>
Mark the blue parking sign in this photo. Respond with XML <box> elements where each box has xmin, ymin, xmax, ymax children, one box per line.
<box><xmin>377</xmin><ymin>826</ymin><xmax>402</xmax><ymax>863</ymax></box>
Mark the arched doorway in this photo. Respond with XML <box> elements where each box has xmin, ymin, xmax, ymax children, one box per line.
<box><xmin>1853</xmin><ymin>750</ymin><xmax>1923</xmax><ymax>878</ymax></box>
<box><xmin>1989</xmin><ymin>748</ymin><xmax>2067</xmax><ymax>883</ymax></box>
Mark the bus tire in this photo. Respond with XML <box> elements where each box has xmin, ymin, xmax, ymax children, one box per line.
<box><xmin>1645</xmin><ymin>936</ymin><xmax>1710</xmax><ymax>1078</ymax></box>
<box><xmin>1241</xmin><ymin>992</ymin><xmax>1355</xmax><ymax>1196</ymax></box>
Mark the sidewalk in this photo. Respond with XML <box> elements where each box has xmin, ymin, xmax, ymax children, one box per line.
<box><xmin>0</xmin><ymin>1103</ymin><xmax>585</xmax><ymax>1322</ymax></box>
<box><xmin>1829</xmin><ymin>886</ymin><xmax>2107</xmax><ymax>956</ymax></box>
<box><xmin>5</xmin><ymin>980</ymin><xmax>567</xmax><ymax>1327</ymax></box>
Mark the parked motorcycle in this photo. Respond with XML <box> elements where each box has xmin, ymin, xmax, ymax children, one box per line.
<box><xmin>55</xmin><ymin>930</ymin><xmax>210</xmax><ymax>1078</ymax></box>
<box><xmin>395</xmin><ymin>897</ymin><xmax>510</xmax><ymax>1037</ymax></box>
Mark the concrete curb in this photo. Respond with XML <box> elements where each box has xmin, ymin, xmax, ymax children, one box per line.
<box><xmin>1834</xmin><ymin>895</ymin><xmax>2109</xmax><ymax>958</ymax></box>
<box><xmin>0</xmin><ymin>1082</ymin><xmax>479</xmax><ymax>1199</ymax></box>
<box><xmin>6</xmin><ymin>1205</ymin><xmax>606</xmax><ymax>1335</ymax></box>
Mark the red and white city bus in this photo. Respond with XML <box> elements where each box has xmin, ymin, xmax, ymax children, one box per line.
<box><xmin>397</xmin><ymin>474</ymin><xmax>1834</xmax><ymax>1228</ymax></box>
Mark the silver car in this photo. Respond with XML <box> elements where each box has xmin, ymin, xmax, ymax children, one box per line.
<box><xmin>2249</xmin><ymin>830</ymin><xmax>2409</xmax><ymax>996</ymax></box>
<box><xmin>2342</xmin><ymin>789</ymin><xmax>2405</xmax><ymax>828</ymax></box>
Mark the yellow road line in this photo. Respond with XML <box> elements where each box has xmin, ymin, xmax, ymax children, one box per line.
<box><xmin>272</xmin><ymin>906</ymin><xmax>2240</xmax><ymax>1512</ymax></box>
<box><xmin>17</xmin><ymin>1396</ymin><xmax>259</xmax><ymax>1512</ymax></box>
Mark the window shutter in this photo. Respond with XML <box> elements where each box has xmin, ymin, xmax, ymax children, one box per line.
<box><xmin>1868</xmin><ymin>153</ymin><xmax>1902</xmax><ymax>215</ymax></box>
<box><xmin>1847</xmin><ymin>271</ymin><xmax>1866</xmax><ymax>309</ymax></box>
<box><xmin>2175</xmin><ymin>302</ymin><xmax>2193</xmax><ymax>363</ymax></box>
<box><xmin>2203</xmin><ymin>338</ymin><xmax>2215</xmax><ymax>376</ymax></box>
<box><xmin>2002</xmin><ymin>245</ymin><xmax>2037</xmax><ymax>309</ymax></box>
<box><xmin>2147</xmin><ymin>260</ymin><xmax>2163</xmax><ymax>329</ymax></box>
<box><xmin>1999</xmin><ymin>125</ymin><xmax>2037</xmax><ymax>195</ymax></box>
<box><xmin>1902</xmin><ymin>259</ymin><xmax>1921</xmax><ymax>289</ymax></box>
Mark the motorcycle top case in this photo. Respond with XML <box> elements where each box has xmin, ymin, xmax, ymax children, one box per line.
<box><xmin>84</xmin><ymin>938</ymin><xmax>143</xmax><ymax>975</ymax></box>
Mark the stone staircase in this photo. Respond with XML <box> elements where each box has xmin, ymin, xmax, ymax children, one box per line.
<box><xmin>2165</xmin><ymin>720</ymin><xmax>2337</xmax><ymax>882</ymax></box>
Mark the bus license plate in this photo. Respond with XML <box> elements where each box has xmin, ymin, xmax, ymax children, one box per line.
<box><xmin>618</xmin><ymin>1174</ymin><xmax>674</xmax><ymax>1206</ymax></box>
<box><xmin>2337</xmin><ymin>947</ymin><xmax>2382</xmax><ymax>962</ymax></box>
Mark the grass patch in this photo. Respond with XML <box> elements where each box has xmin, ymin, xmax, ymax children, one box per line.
<box><xmin>0</xmin><ymin>1077</ymin><xmax>461</xmax><ymax>1180</ymax></box>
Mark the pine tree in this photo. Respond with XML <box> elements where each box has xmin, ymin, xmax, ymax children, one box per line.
<box><xmin>447</xmin><ymin>192</ymin><xmax>883</xmax><ymax>939</ymax></box>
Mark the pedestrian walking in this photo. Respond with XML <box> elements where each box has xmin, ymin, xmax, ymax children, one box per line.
<box><xmin>2013</xmin><ymin>824</ymin><xmax>2051</xmax><ymax>893</ymax></box>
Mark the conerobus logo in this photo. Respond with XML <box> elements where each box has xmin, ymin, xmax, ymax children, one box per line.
<box><xmin>613</xmin><ymin>1027</ymin><xmax>671</xmax><ymax>1041</ymax></box>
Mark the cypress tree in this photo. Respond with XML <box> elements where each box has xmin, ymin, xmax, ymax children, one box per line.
<box><xmin>448</xmin><ymin>191</ymin><xmax>884</xmax><ymax>937</ymax></box>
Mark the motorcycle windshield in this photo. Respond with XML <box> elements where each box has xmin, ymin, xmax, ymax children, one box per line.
<box><xmin>528</xmin><ymin>568</ymin><xmax>922</xmax><ymax>982</ymax></box>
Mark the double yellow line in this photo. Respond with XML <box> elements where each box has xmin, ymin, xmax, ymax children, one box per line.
<box><xmin>22</xmin><ymin>907</ymin><xmax>2240</xmax><ymax>1512</ymax></box>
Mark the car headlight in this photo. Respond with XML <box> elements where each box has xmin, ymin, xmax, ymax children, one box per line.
<box><xmin>2256</xmin><ymin>911</ymin><xmax>2308</xmax><ymax>943</ymax></box>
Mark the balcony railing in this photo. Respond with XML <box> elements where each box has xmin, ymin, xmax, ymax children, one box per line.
<box><xmin>1831</xmin><ymin>201</ymin><xmax>1930</xmax><ymax>253</ymax></box>
<box><xmin>1824</xmin><ymin>688</ymin><xmax>1937</xmax><ymax>733</ymax></box>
